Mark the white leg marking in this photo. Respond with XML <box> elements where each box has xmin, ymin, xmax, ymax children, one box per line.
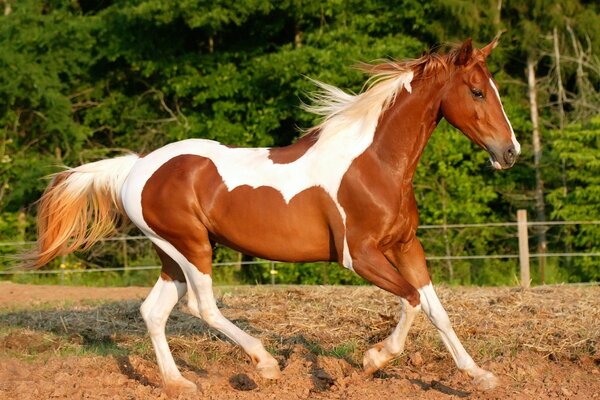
<box><xmin>140</xmin><ymin>278</ymin><xmax>196</xmax><ymax>390</ymax></box>
<box><xmin>148</xmin><ymin>238</ymin><xmax>281</xmax><ymax>379</ymax></box>
<box><xmin>385</xmin><ymin>299</ymin><xmax>421</xmax><ymax>355</ymax></box>
<box><xmin>418</xmin><ymin>283</ymin><xmax>499</xmax><ymax>390</ymax></box>
<box><xmin>363</xmin><ymin>298</ymin><xmax>420</xmax><ymax>373</ymax></box>
<box><xmin>184</xmin><ymin>265</ymin><xmax>281</xmax><ymax>379</ymax></box>
<box><xmin>418</xmin><ymin>284</ymin><xmax>475</xmax><ymax>370</ymax></box>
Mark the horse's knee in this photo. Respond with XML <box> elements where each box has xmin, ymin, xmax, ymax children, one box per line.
<box><xmin>418</xmin><ymin>284</ymin><xmax>452</xmax><ymax>330</ymax></box>
<box><xmin>140</xmin><ymin>305</ymin><xmax>151</xmax><ymax>325</ymax></box>
<box><xmin>421</xmin><ymin>297</ymin><xmax>452</xmax><ymax>330</ymax></box>
<box><xmin>140</xmin><ymin>294</ymin><xmax>161</xmax><ymax>328</ymax></box>
<box><xmin>404</xmin><ymin>288</ymin><xmax>421</xmax><ymax>308</ymax></box>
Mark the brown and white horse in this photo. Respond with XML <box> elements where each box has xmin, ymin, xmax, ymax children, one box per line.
<box><xmin>24</xmin><ymin>38</ymin><xmax>519</xmax><ymax>393</ymax></box>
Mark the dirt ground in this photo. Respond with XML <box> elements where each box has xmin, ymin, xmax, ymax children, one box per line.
<box><xmin>0</xmin><ymin>281</ymin><xmax>599</xmax><ymax>399</ymax></box>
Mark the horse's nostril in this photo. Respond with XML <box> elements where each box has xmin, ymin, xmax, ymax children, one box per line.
<box><xmin>504</xmin><ymin>147</ymin><xmax>516</xmax><ymax>165</ymax></box>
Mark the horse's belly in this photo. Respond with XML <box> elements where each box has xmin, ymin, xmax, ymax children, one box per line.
<box><xmin>204</xmin><ymin>184</ymin><xmax>343</xmax><ymax>262</ymax></box>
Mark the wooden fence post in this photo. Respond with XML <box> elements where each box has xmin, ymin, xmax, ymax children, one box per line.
<box><xmin>60</xmin><ymin>255</ymin><xmax>67</xmax><ymax>285</ymax></box>
<box><xmin>517</xmin><ymin>210</ymin><xmax>530</xmax><ymax>288</ymax></box>
<box><xmin>122</xmin><ymin>238</ymin><xmax>129</xmax><ymax>276</ymax></box>
<box><xmin>270</xmin><ymin>261</ymin><xmax>276</xmax><ymax>285</ymax></box>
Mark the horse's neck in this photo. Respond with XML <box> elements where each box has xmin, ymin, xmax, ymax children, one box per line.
<box><xmin>370</xmin><ymin>80</ymin><xmax>444</xmax><ymax>183</ymax></box>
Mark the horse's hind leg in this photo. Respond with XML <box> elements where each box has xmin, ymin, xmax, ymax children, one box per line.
<box><xmin>140</xmin><ymin>247</ymin><xmax>195</xmax><ymax>394</ymax></box>
<box><xmin>153</xmin><ymin>232</ymin><xmax>282</xmax><ymax>380</ymax></box>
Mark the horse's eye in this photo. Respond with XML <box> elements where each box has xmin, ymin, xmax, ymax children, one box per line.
<box><xmin>471</xmin><ymin>88</ymin><xmax>484</xmax><ymax>99</ymax></box>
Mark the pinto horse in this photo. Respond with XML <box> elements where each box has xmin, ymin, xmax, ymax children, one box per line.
<box><xmin>24</xmin><ymin>38</ymin><xmax>519</xmax><ymax>393</ymax></box>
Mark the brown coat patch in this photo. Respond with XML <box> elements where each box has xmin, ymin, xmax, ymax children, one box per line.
<box><xmin>141</xmin><ymin>155</ymin><xmax>346</xmax><ymax>274</ymax></box>
<box><xmin>267</xmin><ymin>130</ymin><xmax>319</xmax><ymax>164</ymax></box>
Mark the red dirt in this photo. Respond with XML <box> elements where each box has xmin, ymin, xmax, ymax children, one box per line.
<box><xmin>0</xmin><ymin>282</ymin><xmax>599</xmax><ymax>399</ymax></box>
<box><xmin>0</xmin><ymin>281</ymin><xmax>150</xmax><ymax>307</ymax></box>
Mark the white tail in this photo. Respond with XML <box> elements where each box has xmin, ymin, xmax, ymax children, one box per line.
<box><xmin>20</xmin><ymin>154</ymin><xmax>139</xmax><ymax>269</ymax></box>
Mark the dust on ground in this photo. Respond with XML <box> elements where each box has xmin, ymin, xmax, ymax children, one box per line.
<box><xmin>0</xmin><ymin>281</ymin><xmax>599</xmax><ymax>399</ymax></box>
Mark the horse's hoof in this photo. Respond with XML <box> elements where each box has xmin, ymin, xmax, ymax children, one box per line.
<box><xmin>363</xmin><ymin>343</ymin><xmax>391</xmax><ymax>375</ymax></box>
<box><xmin>472</xmin><ymin>370</ymin><xmax>499</xmax><ymax>391</ymax></box>
<box><xmin>362</xmin><ymin>348</ymin><xmax>380</xmax><ymax>375</ymax></box>
<box><xmin>165</xmin><ymin>377</ymin><xmax>198</xmax><ymax>396</ymax></box>
<box><xmin>257</xmin><ymin>360</ymin><xmax>282</xmax><ymax>380</ymax></box>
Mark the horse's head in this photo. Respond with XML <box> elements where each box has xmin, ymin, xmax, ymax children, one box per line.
<box><xmin>440</xmin><ymin>38</ymin><xmax>520</xmax><ymax>170</ymax></box>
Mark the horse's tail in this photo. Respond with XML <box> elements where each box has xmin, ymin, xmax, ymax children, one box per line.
<box><xmin>20</xmin><ymin>154</ymin><xmax>140</xmax><ymax>270</ymax></box>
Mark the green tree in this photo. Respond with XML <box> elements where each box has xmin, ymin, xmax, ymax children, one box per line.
<box><xmin>1</xmin><ymin>0</ymin><xmax>598</xmax><ymax>285</ymax></box>
<box><xmin>547</xmin><ymin>118</ymin><xmax>600</xmax><ymax>281</ymax></box>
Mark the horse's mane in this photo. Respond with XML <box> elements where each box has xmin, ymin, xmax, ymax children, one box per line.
<box><xmin>303</xmin><ymin>46</ymin><xmax>461</xmax><ymax>139</ymax></box>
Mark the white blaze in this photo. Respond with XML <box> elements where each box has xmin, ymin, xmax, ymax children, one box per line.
<box><xmin>489</xmin><ymin>78</ymin><xmax>521</xmax><ymax>154</ymax></box>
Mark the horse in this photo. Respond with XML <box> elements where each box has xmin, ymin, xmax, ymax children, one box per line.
<box><xmin>22</xmin><ymin>38</ymin><xmax>519</xmax><ymax>394</ymax></box>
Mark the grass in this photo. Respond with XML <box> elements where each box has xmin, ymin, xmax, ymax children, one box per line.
<box><xmin>327</xmin><ymin>341</ymin><xmax>358</xmax><ymax>359</ymax></box>
<box><xmin>6</xmin><ymin>270</ymin><xmax>159</xmax><ymax>288</ymax></box>
<box><xmin>301</xmin><ymin>339</ymin><xmax>359</xmax><ymax>363</ymax></box>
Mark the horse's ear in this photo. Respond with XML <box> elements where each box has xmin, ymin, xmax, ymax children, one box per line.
<box><xmin>480</xmin><ymin>32</ymin><xmax>502</xmax><ymax>59</ymax></box>
<box><xmin>455</xmin><ymin>38</ymin><xmax>473</xmax><ymax>66</ymax></box>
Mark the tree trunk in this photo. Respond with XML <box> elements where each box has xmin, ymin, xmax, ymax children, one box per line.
<box><xmin>494</xmin><ymin>0</ymin><xmax>502</xmax><ymax>29</ymax></box>
<box><xmin>565</xmin><ymin>24</ymin><xmax>586</xmax><ymax>103</ymax></box>
<box><xmin>565</xmin><ymin>23</ymin><xmax>600</xmax><ymax>119</ymax></box>
<box><xmin>526</xmin><ymin>57</ymin><xmax>547</xmax><ymax>284</ymax></box>
<box><xmin>553</xmin><ymin>28</ymin><xmax>571</xmax><ymax>270</ymax></box>
<box><xmin>208</xmin><ymin>36</ymin><xmax>214</xmax><ymax>53</ymax></box>
<box><xmin>294</xmin><ymin>24</ymin><xmax>303</xmax><ymax>48</ymax></box>
<box><xmin>3</xmin><ymin>1</ymin><xmax>11</xmax><ymax>16</ymax></box>
<box><xmin>553</xmin><ymin>27</ymin><xmax>566</xmax><ymax>130</ymax></box>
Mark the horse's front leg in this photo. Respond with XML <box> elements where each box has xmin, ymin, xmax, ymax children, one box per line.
<box><xmin>362</xmin><ymin>297</ymin><xmax>421</xmax><ymax>375</ymax></box>
<box><xmin>387</xmin><ymin>239</ymin><xmax>499</xmax><ymax>390</ymax></box>
<box><xmin>349</xmin><ymin>241</ymin><xmax>421</xmax><ymax>374</ymax></box>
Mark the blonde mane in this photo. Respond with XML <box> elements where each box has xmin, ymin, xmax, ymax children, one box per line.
<box><xmin>303</xmin><ymin>49</ymin><xmax>458</xmax><ymax>141</ymax></box>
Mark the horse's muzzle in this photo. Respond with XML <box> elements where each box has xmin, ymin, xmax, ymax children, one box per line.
<box><xmin>489</xmin><ymin>144</ymin><xmax>518</xmax><ymax>170</ymax></box>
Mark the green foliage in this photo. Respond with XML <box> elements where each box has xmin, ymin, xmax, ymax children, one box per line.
<box><xmin>0</xmin><ymin>4</ymin><xmax>95</xmax><ymax>209</ymax></box>
<box><xmin>546</xmin><ymin>118</ymin><xmax>600</xmax><ymax>281</ymax></box>
<box><xmin>0</xmin><ymin>0</ymin><xmax>599</xmax><ymax>286</ymax></box>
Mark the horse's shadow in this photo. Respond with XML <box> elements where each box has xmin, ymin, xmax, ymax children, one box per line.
<box><xmin>0</xmin><ymin>299</ymin><xmax>470</xmax><ymax>397</ymax></box>
<box><xmin>0</xmin><ymin>300</ymin><xmax>211</xmax><ymax>388</ymax></box>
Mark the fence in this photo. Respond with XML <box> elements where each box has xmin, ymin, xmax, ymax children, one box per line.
<box><xmin>1</xmin><ymin>210</ymin><xmax>599</xmax><ymax>287</ymax></box>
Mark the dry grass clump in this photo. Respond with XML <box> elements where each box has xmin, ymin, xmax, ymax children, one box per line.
<box><xmin>216</xmin><ymin>285</ymin><xmax>600</xmax><ymax>365</ymax></box>
<box><xmin>1</xmin><ymin>284</ymin><xmax>598</xmax><ymax>368</ymax></box>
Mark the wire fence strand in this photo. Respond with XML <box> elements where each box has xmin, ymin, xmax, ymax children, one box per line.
<box><xmin>1</xmin><ymin>220</ymin><xmax>598</xmax><ymax>277</ymax></box>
